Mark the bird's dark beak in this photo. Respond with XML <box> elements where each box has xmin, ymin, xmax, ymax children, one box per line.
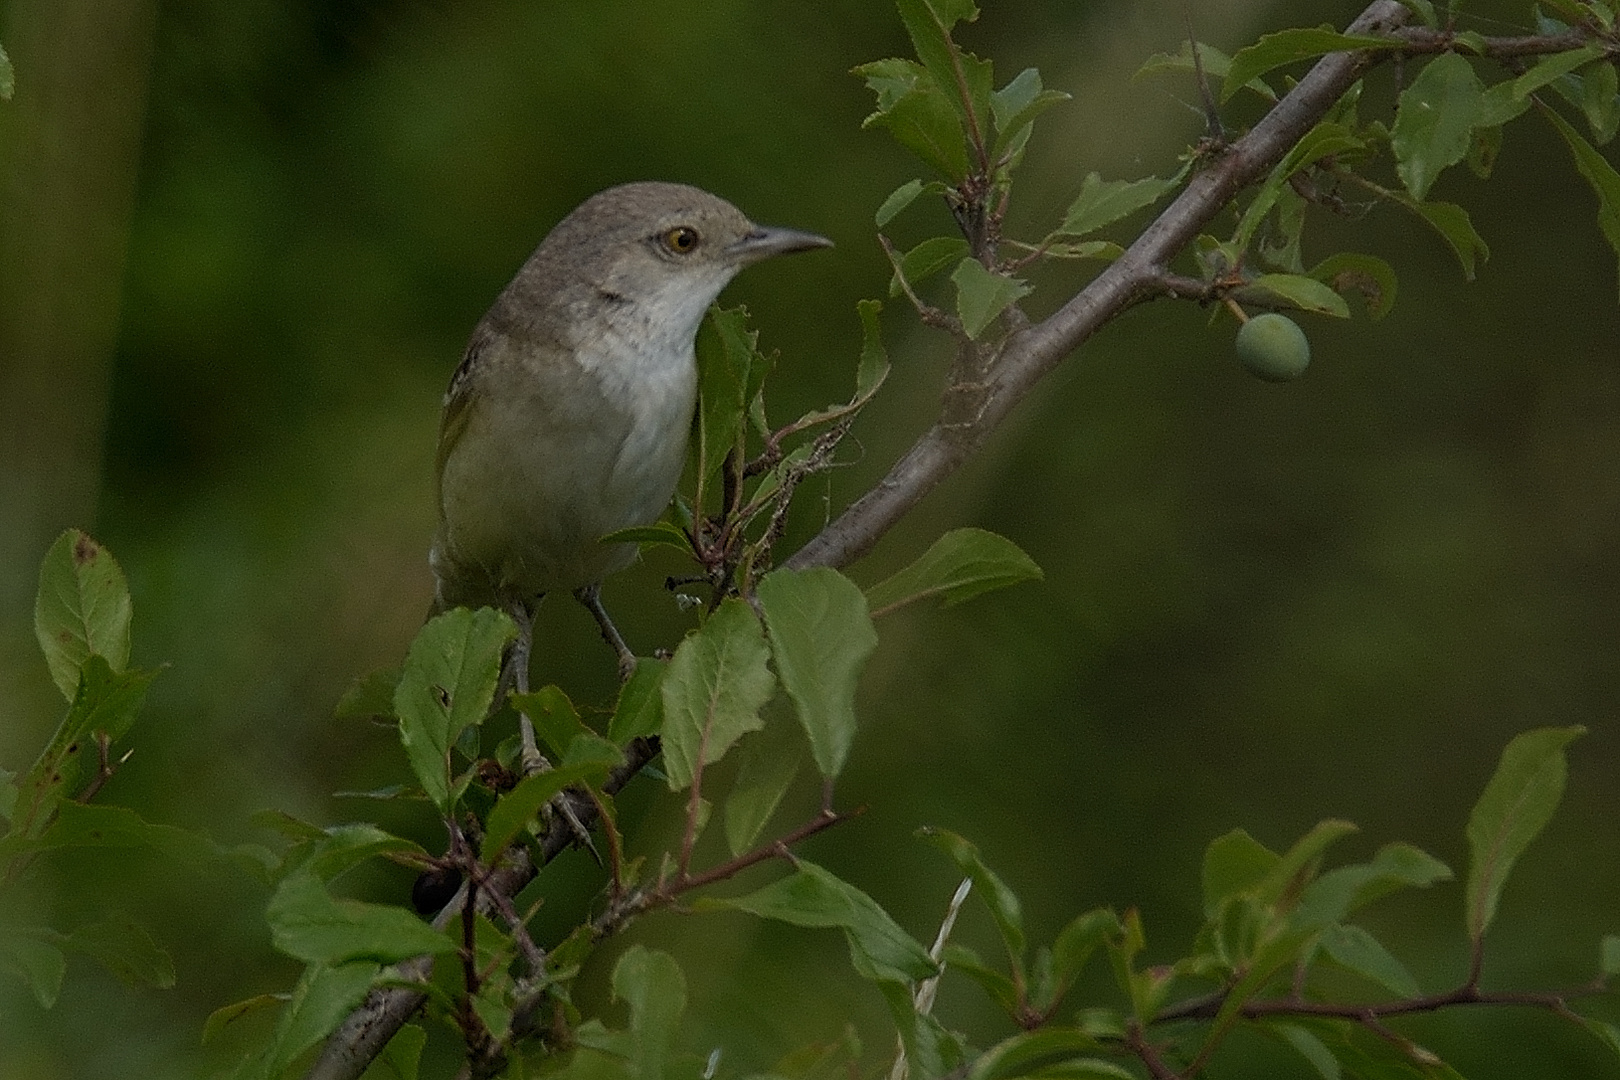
<box><xmin>727</xmin><ymin>226</ymin><xmax>834</xmax><ymax>264</ymax></box>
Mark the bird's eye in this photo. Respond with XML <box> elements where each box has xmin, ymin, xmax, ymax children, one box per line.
<box><xmin>661</xmin><ymin>226</ymin><xmax>700</xmax><ymax>254</ymax></box>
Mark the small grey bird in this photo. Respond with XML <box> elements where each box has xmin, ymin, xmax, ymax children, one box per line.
<box><xmin>430</xmin><ymin>182</ymin><xmax>831</xmax><ymax>686</ymax></box>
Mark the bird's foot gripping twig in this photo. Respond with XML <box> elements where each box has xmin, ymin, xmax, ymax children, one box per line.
<box><xmin>573</xmin><ymin>584</ymin><xmax>637</xmax><ymax>682</ymax></box>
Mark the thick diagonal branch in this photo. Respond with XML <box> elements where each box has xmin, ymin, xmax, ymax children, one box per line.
<box><xmin>787</xmin><ymin>1</ymin><xmax>1412</xmax><ymax>572</ymax></box>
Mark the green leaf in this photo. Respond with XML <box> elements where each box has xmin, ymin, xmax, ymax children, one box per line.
<box><xmin>335</xmin><ymin>666</ymin><xmax>401</xmax><ymax>722</ymax></box>
<box><xmin>63</xmin><ymin>916</ymin><xmax>175</xmax><ymax>989</ymax></box>
<box><xmin>1465</xmin><ymin>726</ymin><xmax>1585</xmax><ymax>942</ymax></box>
<box><xmin>1510</xmin><ymin>45</ymin><xmax>1605</xmax><ymax>101</ymax></box>
<box><xmin>1259</xmin><ymin>186</ymin><xmax>1307</xmax><ymax>273</ymax></box>
<box><xmin>920</xmin><ymin>828</ymin><xmax>1025</xmax><ymax>965</ymax></box>
<box><xmin>1202</xmin><ymin>829</ymin><xmax>1280</xmax><ymax>917</ymax></box>
<box><xmin>1234</xmin><ymin>122</ymin><xmax>1364</xmax><ymax>251</ymax></box>
<box><xmin>965</xmin><ymin>1029</ymin><xmax>1115</xmax><ymax>1080</ymax></box>
<box><xmin>990</xmin><ymin>68</ymin><xmax>1070</xmax><ymax>158</ymax></box>
<box><xmin>394</xmin><ymin>606</ymin><xmax>516</xmax><ymax>813</ymax></box>
<box><xmin>1477</xmin><ymin>82</ymin><xmax>1532</xmax><ymax>129</ymax></box>
<box><xmin>10</xmin><ymin>658</ymin><xmax>156</xmax><ymax>838</ymax></box>
<box><xmin>1043</xmin><ymin>908</ymin><xmax>1122</xmax><ymax>1009</ymax></box>
<box><xmin>702</xmin><ymin>861</ymin><xmax>937</xmax><ymax>983</ymax></box>
<box><xmin>1237</xmin><ymin>274</ymin><xmax>1351</xmax><ymax>318</ymax></box>
<box><xmin>600</xmin><ymin>521</ymin><xmax>693</xmax><ymax>553</ymax></box>
<box><xmin>1136</xmin><ymin>41</ymin><xmax>1276</xmax><ymax>102</ymax></box>
<box><xmin>865</xmin><ymin>528</ymin><xmax>1042</xmax><ymax>617</ymax></box>
<box><xmin>362</xmin><ymin>1023</ymin><xmax>428</xmax><ymax>1080</ymax></box>
<box><xmin>695</xmin><ymin>305</ymin><xmax>758</xmax><ymax>506</ymax></box>
<box><xmin>1579</xmin><ymin>1017</ymin><xmax>1620</xmax><ymax>1062</ymax></box>
<box><xmin>756</xmin><ymin>569</ymin><xmax>876</xmax><ymax>780</ymax></box>
<box><xmin>1105</xmin><ymin>908</ymin><xmax>1172</xmax><ymax>1022</ymax></box>
<box><xmin>941</xmin><ymin>942</ymin><xmax>1021</xmax><ymax>1014</ymax></box>
<box><xmin>1393</xmin><ymin>197</ymin><xmax>1489</xmax><ymax>280</ymax></box>
<box><xmin>267</xmin><ymin>872</ymin><xmax>456</xmax><ymax>965</ymax></box>
<box><xmin>855</xmin><ymin>298</ymin><xmax>890</xmax><ymax>404</ymax></box>
<box><xmin>509</xmin><ymin>685</ymin><xmax>593</xmax><ymax>760</ymax></box>
<box><xmin>876</xmin><ymin>179</ymin><xmax>928</xmax><ymax>226</ymax></box>
<box><xmin>297</xmin><ymin>824</ymin><xmax>426</xmax><ymax>884</ymax></box>
<box><xmin>1223</xmin><ymin>28</ymin><xmax>1402</xmax><ymax>102</ymax></box>
<box><xmin>855</xmin><ymin>59</ymin><xmax>972</xmax><ymax>180</ymax></box>
<box><xmin>758</xmin><ymin>301</ymin><xmax>890</xmax><ymax>445</ymax></box>
<box><xmin>890</xmin><ymin>236</ymin><xmax>972</xmax><ymax>296</ymax></box>
<box><xmin>27</xmin><ymin>801</ymin><xmax>223</xmax><ymax>873</ymax></box>
<box><xmin>608</xmin><ymin>658</ymin><xmax>667</xmax><ymax>744</ymax></box>
<box><xmin>660</xmin><ymin>598</ymin><xmax>775</xmax><ymax>791</ymax></box>
<box><xmin>876</xmin><ymin>978</ymin><xmax>965</xmax><ymax>1079</ymax></box>
<box><xmin>202</xmin><ymin>993</ymin><xmax>283</xmax><ymax>1045</ymax></box>
<box><xmin>481</xmin><ymin>760</ymin><xmax>608</xmax><ymax>860</ymax></box>
<box><xmin>723</xmin><ymin>710</ymin><xmax>802</xmax><ymax>855</ymax></box>
<box><xmin>563</xmin><ymin>731</ymin><xmax>624</xmax><ymax>770</ymax></box>
<box><xmin>1583</xmin><ymin>60</ymin><xmax>1620</xmax><ymax>144</ymax></box>
<box><xmin>1602</xmin><ymin>934</ymin><xmax>1620</xmax><ymax>976</ymax></box>
<box><xmin>1254</xmin><ymin>820</ymin><xmax>1359</xmax><ymax>908</ymax></box>
<box><xmin>0</xmin><ymin>930</ymin><xmax>66</xmax><ymax>1008</ymax></box>
<box><xmin>1318</xmin><ymin>923</ymin><xmax>1421</xmax><ymax>998</ymax></box>
<box><xmin>1543</xmin><ymin>104</ymin><xmax>1620</xmax><ymax>301</ymax></box>
<box><xmin>33</xmin><ymin>529</ymin><xmax>133</xmax><ymax>702</ymax></box>
<box><xmin>1056</xmin><ymin>173</ymin><xmax>1172</xmax><ymax>239</ymax></box>
<box><xmin>1292</xmin><ymin>842</ymin><xmax>1452</xmax><ymax>931</ymax></box>
<box><xmin>257</xmin><ymin>961</ymin><xmax>381</xmax><ymax>1080</ymax></box>
<box><xmin>895</xmin><ymin>0</ymin><xmax>989</xmax><ymax>136</ymax></box>
<box><xmin>0</xmin><ymin>42</ymin><xmax>13</xmax><ymax>100</ymax></box>
<box><xmin>1269</xmin><ymin>1021</ymin><xmax>1343</xmax><ymax>1080</ymax></box>
<box><xmin>1392</xmin><ymin>52</ymin><xmax>1484</xmax><ymax>201</ymax></box>
<box><xmin>612</xmin><ymin>946</ymin><xmax>687</xmax><ymax>1080</ymax></box>
<box><xmin>1308</xmin><ymin>253</ymin><xmax>1398</xmax><ymax>319</ymax></box>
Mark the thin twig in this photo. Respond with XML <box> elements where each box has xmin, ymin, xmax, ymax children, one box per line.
<box><xmin>1152</xmin><ymin>977</ymin><xmax>1609</xmax><ymax>1025</ymax></box>
<box><xmin>1182</xmin><ymin>3</ymin><xmax>1223</xmax><ymax>145</ymax></box>
<box><xmin>306</xmin><ymin>738</ymin><xmax>661</xmax><ymax>1080</ymax></box>
<box><xmin>593</xmin><ymin>807</ymin><xmax>858</xmax><ymax>939</ymax></box>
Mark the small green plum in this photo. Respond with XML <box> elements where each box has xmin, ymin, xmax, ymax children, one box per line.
<box><xmin>1235</xmin><ymin>312</ymin><xmax>1311</xmax><ymax>382</ymax></box>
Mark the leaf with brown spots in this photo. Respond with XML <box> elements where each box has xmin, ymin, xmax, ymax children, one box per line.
<box><xmin>33</xmin><ymin>530</ymin><xmax>132</xmax><ymax>702</ymax></box>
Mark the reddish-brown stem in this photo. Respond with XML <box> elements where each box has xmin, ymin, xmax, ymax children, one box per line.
<box><xmin>1153</xmin><ymin>977</ymin><xmax>1609</xmax><ymax>1026</ymax></box>
<box><xmin>668</xmin><ymin>806</ymin><xmax>851</xmax><ymax>898</ymax></box>
<box><xmin>1125</xmin><ymin>1022</ymin><xmax>1184</xmax><ymax>1080</ymax></box>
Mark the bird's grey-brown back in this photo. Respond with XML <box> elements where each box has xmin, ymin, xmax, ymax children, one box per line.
<box><xmin>430</xmin><ymin>181</ymin><xmax>829</xmax><ymax>616</ymax></box>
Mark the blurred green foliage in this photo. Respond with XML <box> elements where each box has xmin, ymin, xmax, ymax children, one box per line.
<box><xmin>2</xmin><ymin>0</ymin><xmax>1620</xmax><ymax>1077</ymax></box>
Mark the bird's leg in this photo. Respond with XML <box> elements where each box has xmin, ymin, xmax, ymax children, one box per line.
<box><xmin>573</xmin><ymin>583</ymin><xmax>637</xmax><ymax>683</ymax></box>
<box><xmin>505</xmin><ymin>598</ymin><xmax>600</xmax><ymax>862</ymax></box>
<box><xmin>504</xmin><ymin>600</ymin><xmax>544</xmax><ymax>770</ymax></box>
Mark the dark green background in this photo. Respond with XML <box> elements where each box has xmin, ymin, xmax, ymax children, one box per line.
<box><xmin>2</xmin><ymin>1</ymin><xmax>1618</xmax><ymax>1076</ymax></box>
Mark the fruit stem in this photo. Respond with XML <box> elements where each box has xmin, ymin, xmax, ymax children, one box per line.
<box><xmin>1223</xmin><ymin>297</ymin><xmax>1249</xmax><ymax>324</ymax></box>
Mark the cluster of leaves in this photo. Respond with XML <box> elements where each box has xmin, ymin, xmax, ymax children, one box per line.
<box><xmin>8</xmin><ymin>533</ymin><xmax>1620</xmax><ymax>1080</ymax></box>
<box><xmin>201</xmin><ymin>517</ymin><xmax>1039</xmax><ymax>1079</ymax></box>
<box><xmin>862</xmin><ymin>0</ymin><xmax>1620</xmax><ymax>370</ymax></box>
<box><xmin>886</xmin><ymin>728</ymin><xmax>1620</xmax><ymax>1080</ymax></box>
<box><xmin>605</xmin><ymin>298</ymin><xmax>891</xmax><ymax>605</ymax></box>
<box><xmin>856</xmin><ymin>0</ymin><xmax>1133</xmax><ymax>341</ymax></box>
<box><xmin>0</xmin><ymin>532</ymin><xmax>185</xmax><ymax>1009</ymax></box>
<box><xmin>1183</xmin><ymin>1</ymin><xmax>1620</xmax><ymax>304</ymax></box>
